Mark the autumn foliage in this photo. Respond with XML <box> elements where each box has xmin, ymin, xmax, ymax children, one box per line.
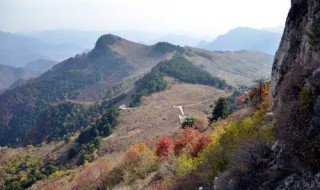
<box><xmin>125</xmin><ymin>143</ymin><xmax>151</xmax><ymax>168</ymax></box>
<box><xmin>174</xmin><ymin>128</ymin><xmax>212</xmax><ymax>157</ymax></box>
<box><xmin>156</xmin><ymin>137</ymin><xmax>174</xmax><ymax>158</ymax></box>
<box><xmin>123</xmin><ymin>143</ymin><xmax>156</xmax><ymax>181</ymax></box>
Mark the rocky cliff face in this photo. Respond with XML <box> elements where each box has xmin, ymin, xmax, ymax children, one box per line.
<box><xmin>271</xmin><ymin>0</ymin><xmax>320</xmax><ymax>188</ymax></box>
<box><xmin>272</xmin><ymin>0</ymin><xmax>320</xmax><ymax>124</ymax></box>
<box><xmin>215</xmin><ymin>1</ymin><xmax>320</xmax><ymax>189</ymax></box>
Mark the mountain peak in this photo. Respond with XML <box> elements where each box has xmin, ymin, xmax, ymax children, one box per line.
<box><xmin>94</xmin><ymin>34</ymin><xmax>122</xmax><ymax>49</ymax></box>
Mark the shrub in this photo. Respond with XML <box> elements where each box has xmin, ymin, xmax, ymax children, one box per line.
<box><xmin>176</xmin><ymin>154</ymin><xmax>197</xmax><ymax>178</ymax></box>
<box><xmin>124</xmin><ymin>143</ymin><xmax>157</xmax><ymax>181</ymax></box>
<box><xmin>103</xmin><ymin>165</ymin><xmax>125</xmax><ymax>188</ymax></box>
<box><xmin>174</xmin><ymin>128</ymin><xmax>211</xmax><ymax>158</ymax></box>
<box><xmin>156</xmin><ymin>137</ymin><xmax>174</xmax><ymax>158</ymax></box>
<box><xmin>191</xmin><ymin>133</ymin><xmax>212</xmax><ymax>157</ymax></box>
<box><xmin>181</xmin><ymin>116</ymin><xmax>196</xmax><ymax>129</ymax></box>
<box><xmin>192</xmin><ymin>117</ymin><xmax>207</xmax><ymax>131</ymax></box>
<box><xmin>174</xmin><ymin>128</ymin><xmax>198</xmax><ymax>155</ymax></box>
<box><xmin>195</xmin><ymin>102</ymin><xmax>274</xmax><ymax>181</ymax></box>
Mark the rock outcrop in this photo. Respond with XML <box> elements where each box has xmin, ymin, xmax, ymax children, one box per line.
<box><xmin>271</xmin><ymin>0</ymin><xmax>320</xmax><ymax>188</ymax></box>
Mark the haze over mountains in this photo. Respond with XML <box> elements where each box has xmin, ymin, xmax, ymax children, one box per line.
<box><xmin>0</xmin><ymin>26</ymin><xmax>282</xmax><ymax>68</ymax></box>
<box><xmin>0</xmin><ymin>31</ymin><xmax>85</xmax><ymax>67</ymax></box>
<box><xmin>0</xmin><ymin>64</ymin><xmax>39</xmax><ymax>90</ymax></box>
<box><xmin>0</xmin><ymin>27</ymin><xmax>279</xmax><ymax>92</ymax></box>
<box><xmin>198</xmin><ymin>27</ymin><xmax>282</xmax><ymax>55</ymax></box>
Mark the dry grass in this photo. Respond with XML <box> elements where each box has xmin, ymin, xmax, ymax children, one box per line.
<box><xmin>185</xmin><ymin>47</ymin><xmax>273</xmax><ymax>87</ymax></box>
<box><xmin>99</xmin><ymin>80</ymin><xmax>227</xmax><ymax>161</ymax></box>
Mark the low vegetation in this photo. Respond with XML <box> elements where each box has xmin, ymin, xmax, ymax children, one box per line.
<box><xmin>0</xmin><ymin>146</ymin><xmax>59</xmax><ymax>190</ymax></box>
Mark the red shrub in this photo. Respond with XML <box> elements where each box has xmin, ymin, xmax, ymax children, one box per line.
<box><xmin>174</xmin><ymin>128</ymin><xmax>211</xmax><ymax>157</ymax></box>
<box><xmin>156</xmin><ymin>136</ymin><xmax>174</xmax><ymax>158</ymax></box>
<box><xmin>191</xmin><ymin>133</ymin><xmax>212</xmax><ymax>157</ymax></box>
<box><xmin>174</xmin><ymin>128</ymin><xmax>198</xmax><ymax>155</ymax></box>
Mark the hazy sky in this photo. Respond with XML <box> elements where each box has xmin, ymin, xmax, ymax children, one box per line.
<box><xmin>0</xmin><ymin>0</ymin><xmax>291</xmax><ymax>37</ymax></box>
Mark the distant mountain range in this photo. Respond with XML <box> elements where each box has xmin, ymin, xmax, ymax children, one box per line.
<box><xmin>21</xmin><ymin>30</ymin><xmax>210</xmax><ymax>47</ymax></box>
<box><xmin>198</xmin><ymin>27</ymin><xmax>282</xmax><ymax>55</ymax></box>
<box><xmin>0</xmin><ymin>59</ymin><xmax>57</xmax><ymax>91</ymax></box>
<box><xmin>0</xmin><ymin>64</ymin><xmax>39</xmax><ymax>90</ymax></box>
<box><xmin>0</xmin><ymin>31</ymin><xmax>85</xmax><ymax>67</ymax></box>
<box><xmin>0</xmin><ymin>27</ymin><xmax>281</xmax><ymax>71</ymax></box>
<box><xmin>23</xmin><ymin>59</ymin><xmax>57</xmax><ymax>73</ymax></box>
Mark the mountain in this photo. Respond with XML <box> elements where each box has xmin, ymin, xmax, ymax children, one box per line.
<box><xmin>0</xmin><ymin>31</ymin><xmax>85</xmax><ymax>67</ymax></box>
<box><xmin>0</xmin><ymin>34</ymin><xmax>273</xmax><ymax>147</ymax></box>
<box><xmin>21</xmin><ymin>30</ymin><xmax>104</xmax><ymax>49</ymax></box>
<box><xmin>0</xmin><ymin>64</ymin><xmax>39</xmax><ymax>90</ymax></box>
<box><xmin>23</xmin><ymin>59</ymin><xmax>57</xmax><ymax>73</ymax></box>
<box><xmin>198</xmin><ymin>27</ymin><xmax>282</xmax><ymax>55</ymax></box>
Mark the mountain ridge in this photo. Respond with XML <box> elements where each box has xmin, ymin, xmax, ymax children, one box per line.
<box><xmin>198</xmin><ymin>27</ymin><xmax>282</xmax><ymax>55</ymax></box>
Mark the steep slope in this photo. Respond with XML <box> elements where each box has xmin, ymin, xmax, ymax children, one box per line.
<box><xmin>270</xmin><ymin>0</ymin><xmax>320</xmax><ymax>188</ymax></box>
<box><xmin>199</xmin><ymin>27</ymin><xmax>282</xmax><ymax>55</ymax></box>
<box><xmin>0</xmin><ymin>31</ymin><xmax>85</xmax><ymax>67</ymax></box>
<box><xmin>0</xmin><ymin>64</ymin><xmax>39</xmax><ymax>90</ymax></box>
